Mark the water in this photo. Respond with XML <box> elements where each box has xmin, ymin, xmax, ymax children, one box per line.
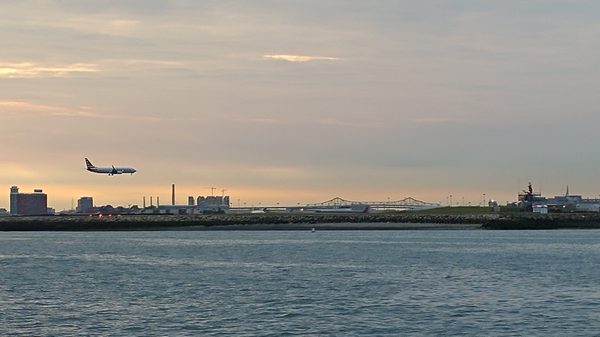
<box><xmin>2</xmin><ymin>230</ymin><xmax>600</xmax><ymax>336</ymax></box>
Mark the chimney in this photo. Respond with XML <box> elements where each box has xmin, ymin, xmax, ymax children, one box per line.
<box><xmin>172</xmin><ymin>184</ymin><xmax>175</xmax><ymax>206</ymax></box>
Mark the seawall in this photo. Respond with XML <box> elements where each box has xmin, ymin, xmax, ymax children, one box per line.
<box><xmin>2</xmin><ymin>212</ymin><xmax>600</xmax><ymax>231</ymax></box>
<box><xmin>0</xmin><ymin>213</ymin><xmax>488</xmax><ymax>231</ymax></box>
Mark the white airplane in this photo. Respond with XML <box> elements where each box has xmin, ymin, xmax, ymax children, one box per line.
<box><xmin>85</xmin><ymin>158</ymin><xmax>136</xmax><ymax>176</ymax></box>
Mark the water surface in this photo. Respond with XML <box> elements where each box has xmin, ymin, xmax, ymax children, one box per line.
<box><xmin>2</xmin><ymin>230</ymin><xmax>600</xmax><ymax>336</ymax></box>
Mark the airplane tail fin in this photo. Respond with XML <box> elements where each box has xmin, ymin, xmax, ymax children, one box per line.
<box><xmin>85</xmin><ymin>158</ymin><xmax>95</xmax><ymax>169</ymax></box>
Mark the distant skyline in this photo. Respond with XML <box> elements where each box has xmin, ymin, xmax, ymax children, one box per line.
<box><xmin>2</xmin><ymin>1</ymin><xmax>600</xmax><ymax>210</ymax></box>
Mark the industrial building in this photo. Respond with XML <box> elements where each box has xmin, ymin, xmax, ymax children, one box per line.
<box><xmin>141</xmin><ymin>185</ymin><xmax>230</xmax><ymax>214</ymax></box>
<box><xmin>73</xmin><ymin>184</ymin><xmax>232</xmax><ymax>215</ymax></box>
<box><xmin>144</xmin><ymin>195</ymin><xmax>230</xmax><ymax>214</ymax></box>
<box><xmin>518</xmin><ymin>183</ymin><xmax>600</xmax><ymax>213</ymax></box>
<box><xmin>76</xmin><ymin>197</ymin><xmax>94</xmax><ymax>213</ymax></box>
<box><xmin>9</xmin><ymin>186</ymin><xmax>49</xmax><ymax>215</ymax></box>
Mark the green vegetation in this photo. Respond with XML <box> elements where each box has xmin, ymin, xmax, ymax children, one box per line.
<box><xmin>3</xmin><ymin>210</ymin><xmax>600</xmax><ymax>230</ymax></box>
<box><xmin>410</xmin><ymin>206</ymin><xmax>495</xmax><ymax>215</ymax></box>
<box><xmin>410</xmin><ymin>205</ymin><xmax>528</xmax><ymax>216</ymax></box>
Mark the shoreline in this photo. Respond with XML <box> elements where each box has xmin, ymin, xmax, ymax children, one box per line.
<box><xmin>177</xmin><ymin>222</ymin><xmax>483</xmax><ymax>231</ymax></box>
<box><xmin>0</xmin><ymin>213</ymin><xmax>484</xmax><ymax>231</ymax></box>
<box><xmin>2</xmin><ymin>212</ymin><xmax>600</xmax><ymax>230</ymax></box>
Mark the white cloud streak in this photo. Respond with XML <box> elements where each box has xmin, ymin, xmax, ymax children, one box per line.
<box><xmin>0</xmin><ymin>101</ymin><xmax>106</xmax><ymax>118</ymax></box>
<box><xmin>0</xmin><ymin>101</ymin><xmax>211</xmax><ymax>123</ymax></box>
<box><xmin>263</xmin><ymin>54</ymin><xmax>341</xmax><ymax>63</ymax></box>
<box><xmin>0</xmin><ymin>62</ymin><xmax>98</xmax><ymax>78</ymax></box>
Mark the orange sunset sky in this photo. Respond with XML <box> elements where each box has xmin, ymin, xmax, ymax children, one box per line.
<box><xmin>2</xmin><ymin>1</ymin><xmax>600</xmax><ymax>210</ymax></box>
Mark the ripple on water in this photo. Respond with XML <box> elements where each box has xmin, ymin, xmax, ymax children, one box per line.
<box><xmin>2</xmin><ymin>230</ymin><xmax>600</xmax><ymax>335</ymax></box>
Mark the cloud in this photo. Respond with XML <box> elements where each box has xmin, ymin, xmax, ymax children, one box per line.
<box><xmin>412</xmin><ymin>117</ymin><xmax>462</xmax><ymax>124</ymax></box>
<box><xmin>104</xmin><ymin>59</ymin><xmax>184</xmax><ymax>67</ymax></box>
<box><xmin>263</xmin><ymin>54</ymin><xmax>341</xmax><ymax>63</ymax></box>
<box><xmin>224</xmin><ymin>115</ymin><xmax>288</xmax><ymax>125</ymax></box>
<box><xmin>0</xmin><ymin>100</ymin><xmax>208</xmax><ymax>122</ymax></box>
<box><xmin>317</xmin><ymin>118</ymin><xmax>383</xmax><ymax>129</ymax></box>
<box><xmin>0</xmin><ymin>62</ymin><xmax>98</xmax><ymax>78</ymax></box>
<box><xmin>0</xmin><ymin>101</ymin><xmax>107</xmax><ymax>118</ymax></box>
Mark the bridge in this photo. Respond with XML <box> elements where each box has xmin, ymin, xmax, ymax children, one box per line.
<box><xmin>306</xmin><ymin>197</ymin><xmax>440</xmax><ymax>211</ymax></box>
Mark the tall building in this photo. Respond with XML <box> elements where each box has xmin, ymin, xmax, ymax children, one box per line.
<box><xmin>9</xmin><ymin>186</ymin><xmax>48</xmax><ymax>215</ymax></box>
<box><xmin>10</xmin><ymin>186</ymin><xmax>18</xmax><ymax>215</ymax></box>
<box><xmin>76</xmin><ymin>197</ymin><xmax>94</xmax><ymax>213</ymax></box>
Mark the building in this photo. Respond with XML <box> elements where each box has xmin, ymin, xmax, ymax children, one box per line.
<box><xmin>518</xmin><ymin>183</ymin><xmax>600</xmax><ymax>212</ymax></box>
<box><xmin>76</xmin><ymin>197</ymin><xmax>94</xmax><ymax>213</ymax></box>
<box><xmin>9</xmin><ymin>186</ymin><xmax>18</xmax><ymax>214</ymax></box>
<box><xmin>546</xmin><ymin>194</ymin><xmax>600</xmax><ymax>212</ymax></box>
<box><xmin>142</xmin><ymin>195</ymin><xmax>231</xmax><ymax>215</ymax></box>
<box><xmin>197</xmin><ymin>195</ymin><xmax>230</xmax><ymax>208</ymax></box>
<box><xmin>10</xmin><ymin>186</ymin><xmax>48</xmax><ymax>215</ymax></box>
<box><xmin>518</xmin><ymin>183</ymin><xmax>546</xmax><ymax>211</ymax></box>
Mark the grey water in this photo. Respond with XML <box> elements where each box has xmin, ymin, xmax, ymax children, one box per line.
<box><xmin>2</xmin><ymin>230</ymin><xmax>600</xmax><ymax>336</ymax></box>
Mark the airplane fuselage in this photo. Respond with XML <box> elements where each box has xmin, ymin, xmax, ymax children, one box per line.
<box><xmin>85</xmin><ymin>158</ymin><xmax>136</xmax><ymax>175</ymax></box>
<box><xmin>87</xmin><ymin>166</ymin><xmax>136</xmax><ymax>175</ymax></box>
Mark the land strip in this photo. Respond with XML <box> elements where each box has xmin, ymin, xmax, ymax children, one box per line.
<box><xmin>2</xmin><ymin>211</ymin><xmax>600</xmax><ymax>230</ymax></box>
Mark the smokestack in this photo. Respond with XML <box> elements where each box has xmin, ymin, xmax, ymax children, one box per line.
<box><xmin>172</xmin><ymin>184</ymin><xmax>175</xmax><ymax>206</ymax></box>
<box><xmin>150</xmin><ymin>196</ymin><xmax>153</xmax><ymax>207</ymax></box>
<box><xmin>157</xmin><ymin>196</ymin><xmax>160</xmax><ymax>207</ymax></box>
<box><xmin>143</xmin><ymin>196</ymin><xmax>146</xmax><ymax>208</ymax></box>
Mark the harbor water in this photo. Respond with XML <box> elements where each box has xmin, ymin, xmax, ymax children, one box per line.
<box><xmin>2</xmin><ymin>230</ymin><xmax>600</xmax><ymax>336</ymax></box>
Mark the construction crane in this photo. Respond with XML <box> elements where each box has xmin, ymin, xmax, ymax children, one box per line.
<box><xmin>205</xmin><ymin>187</ymin><xmax>216</xmax><ymax>196</ymax></box>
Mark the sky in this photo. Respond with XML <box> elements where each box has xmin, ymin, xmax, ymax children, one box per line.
<box><xmin>2</xmin><ymin>0</ymin><xmax>600</xmax><ymax>210</ymax></box>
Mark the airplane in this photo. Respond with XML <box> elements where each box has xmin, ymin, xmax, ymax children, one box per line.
<box><xmin>85</xmin><ymin>158</ymin><xmax>136</xmax><ymax>176</ymax></box>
